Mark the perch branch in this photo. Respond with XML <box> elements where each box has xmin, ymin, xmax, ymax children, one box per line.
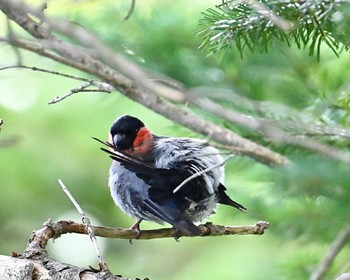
<box><xmin>24</xmin><ymin>219</ymin><xmax>270</xmax><ymax>257</ymax></box>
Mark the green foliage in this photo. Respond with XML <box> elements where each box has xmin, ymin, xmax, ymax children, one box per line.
<box><xmin>280</xmin><ymin>248</ymin><xmax>321</xmax><ymax>279</ymax></box>
<box><xmin>199</xmin><ymin>0</ymin><xmax>350</xmax><ymax>60</ymax></box>
<box><xmin>1</xmin><ymin>1</ymin><xmax>350</xmax><ymax>280</ymax></box>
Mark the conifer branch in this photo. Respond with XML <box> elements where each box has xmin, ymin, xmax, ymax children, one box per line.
<box><xmin>199</xmin><ymin>0</ymin><xmax>350</xmax><ymax>59</ymax></box>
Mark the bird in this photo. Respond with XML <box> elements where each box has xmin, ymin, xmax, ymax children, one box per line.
<box><xmin>95</xmin><ymin>115</ymin><xmax>246</xmax><ymax>236</ymax></box>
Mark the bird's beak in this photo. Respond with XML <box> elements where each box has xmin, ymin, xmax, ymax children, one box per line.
<box><xmin>113</xmin><ymin>134</ymin><xmax>125</xmax><ymax>146</ymax></box>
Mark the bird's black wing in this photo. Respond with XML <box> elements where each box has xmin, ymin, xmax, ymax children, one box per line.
<box><xmin>95</xmin><ymin>137</ymin><xmax>245</xmax><ymax>232</ymax></box>
<box><xmin>98</xmin><ymin>146</ymin><xmax>203</xmax><ymax>200</ymax></box>
<box><xmin>93</xmin><ymin>137</ymin><xmax>208</xmax><ymax>203</ymax></box>
<box><xmin>94</xmin><ymin>138</ymin><xmax>202</xmax><ymax>234</ymax></box>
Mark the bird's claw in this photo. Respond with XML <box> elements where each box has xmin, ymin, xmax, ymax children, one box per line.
<box><xmin>174</xmin><ymin>228</ymin><xmax>182</xmax><ymax>242</ymax></box>
<box><xmin>128</xmin><ymin>219</ymin><xmax>143</xmax><ymax>243</ymax></box>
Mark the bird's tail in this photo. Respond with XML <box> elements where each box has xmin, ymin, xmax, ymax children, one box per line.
<box><xmin>142</xmin><ymin>198</ymin><xmax>202</xmax><ymax>236</ymax></box>
<box><xmin>175</xmin><ymin>217</ymin><xmax>202</xmax><ymax>236</ymax></box>
<box><xmin>217</xmin><ymin>183</ymin><xmax>247</xmax><ymax>212</ymax></box>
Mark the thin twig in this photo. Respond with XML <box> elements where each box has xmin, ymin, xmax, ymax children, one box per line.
<box><xmin>173</xmin><ymin>154</ymin><xmax>234</xmax><ymax>194</ymax></box>
<box><xmin>124</xmin><ymin>0</ymin><xmax>136</xmax><ymax>20</ymax></box>
<box><xmin>48</xmin><ymin>81</ymin><xmax>112</xmax><ymax>104</ymax></box>
<box><xmin>0</xmin><ymin>65</ymin><xmax>90</xmax><ymax>81</ymax></box>
<box><xmin>57</xmin><ymin>179</ymin><xmax>109</xmax><ymax>271</ymax></box>
<box><xmin>310</xmin><ymin>224</ymin><xmax>350</xmax><ymax>280</ymax></box>
<box><xmin>0</xmin><ymin>65</ymin><xmax>113</xmax><ymax>104</ymax></box>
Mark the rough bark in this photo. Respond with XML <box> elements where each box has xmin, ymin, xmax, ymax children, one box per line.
<box><xmin>0</xmin><ymin>255</ymin><xmax>130</xmax><ymax>280</ymax></box>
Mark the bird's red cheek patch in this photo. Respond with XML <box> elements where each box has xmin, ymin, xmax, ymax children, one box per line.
<box><xmin>133</xmin><ymin>127</ymin><xmax>153</xmax><ymax>155</ymax></box>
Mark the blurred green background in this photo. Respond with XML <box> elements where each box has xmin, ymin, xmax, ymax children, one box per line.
<box><xmin>1</xmin><ymin>0</ymin><xmax>350</xmax><ymax>279</ymax></box>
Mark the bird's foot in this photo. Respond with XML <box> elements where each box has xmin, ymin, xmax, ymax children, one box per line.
<box><xmin>174</xmin><ymin>228</ymin><xmax>182</xmax><ymax>242</ymax></box>
<box><xmin>129</xmin><ymin>219</ymin><xmax>143</xmax><ymax>243</ymax></box>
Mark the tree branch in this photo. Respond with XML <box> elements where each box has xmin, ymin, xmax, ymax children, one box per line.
<box><xmin>2</xmin><ymin>0</ymin><xmax>350</xmax><ymax>167</ymax></box>
<box><xmin>0</xmin><ymin>0</ymin><xmax>289</xmax><ymax>166</ymax></box>
<box><xmin>0</xmin><ymin>254</ymin><xmax>130</xmax><ymax>280</ymax></box>
<box><xmin>24</xmin><ymin>219</ymin><xmax>269</xmax><ymax>258</ymax></box>
<box><xmin>188</xmin><ymin>93</ymin><xmax>350</xmax><ymax>164</ymax></box>
<box><xmin>2</xmin><ymin>220</ymin><xmax>268</xmax><ymax>279</ymax></box>
<box><xmin>310</xmin><ymin>224</ymin><xmax>350</xmax><ymax>280</ymax></box>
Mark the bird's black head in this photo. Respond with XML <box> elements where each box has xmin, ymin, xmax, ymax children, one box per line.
<box><xmin>110</xmin><ymin>115</ymin><xmax>145</xmax><ymax>150</ymax></box>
